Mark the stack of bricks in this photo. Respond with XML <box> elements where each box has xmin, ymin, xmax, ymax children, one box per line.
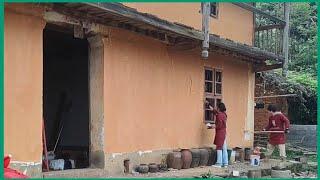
<box><xmin>254</xmin><ymin>133</ymin><xmax>268</xmax><ymax>148</ymax></box>
<box><xmin>254</xmin><ymin>97</ymin><xmax>288</xmax><ymax>131</ymax></box>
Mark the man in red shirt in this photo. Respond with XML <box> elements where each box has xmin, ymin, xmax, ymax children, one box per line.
<box><xmin>263</xmin><ymin>104</ymin><xmax>290</xmax><ymax>161</ymax></box>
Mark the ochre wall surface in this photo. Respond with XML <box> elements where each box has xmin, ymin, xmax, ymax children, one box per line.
<box><xmin>4</xmin><ymin>4</ymin><xmax>45</xmax><ymax>162</ymax></box>
<box><xmin>124</xmin><ymin>3</ymin><xmax>254</xmax><ymax>45</ymax></box>
<box><xmin>103</xmin><ymin>27</ymin><xmax>254</xmax><ymax>153</ymax></box>
<box><xmin>4</xmin><ymin>3</ymin><xmax>255</xmax><ymax>162</ymax></box>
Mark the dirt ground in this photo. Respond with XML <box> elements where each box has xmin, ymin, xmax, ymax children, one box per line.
<box><xmin>42</xmin><ymin>159</ymin><xmax>299</xmax><ymax>178</ymax></box>
<box><xmin>119</xmin><ymin>159</ymin><xmax>292</xmax><ymax>178</ymax></box>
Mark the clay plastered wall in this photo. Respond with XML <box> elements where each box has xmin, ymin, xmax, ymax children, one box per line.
<box><xmin>124</xmin><ymin>3</ymin><xmax>253</xmax><ymax>45</ymax></box>
<box><xmin>103</xmin><ymin>28</ymin><xmax>254</xmax><ymax>153</ymax></box>
<box><xmin>254</xmin><ymin>75</ymin><xmax>289</xmax><ymax>131</ymax></box>
<box><xmin>4</xmin><ymin>4</ymin><xmax>45</xmax><ymax>162</ymax></box>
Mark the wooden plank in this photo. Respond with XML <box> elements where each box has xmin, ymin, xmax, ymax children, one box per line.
<box><xmin>275</xmin><ymin>29</ymin><xmax>278</xmax><ymax>54</ymax></box>
<box><xmin>82</xmin><ymin>2</ymin><xmax>204</xmax><ymax>40</ymax></box>
<box><xmin>209</xmin><ymin>35</ymin><xmax>284</xmax><ymax>61</ymax></box>
<box><xmin>255</xmin><ymin>131</ymin><xmax>284</xmax><ymax>133</ymax></box>
<box><xmin>253</xmin><ymin>63</ymin><xmax>283</xmax><ymax>72</ymax></box>
<box><xmin>53</xmin><ymin>3</ymin><xmax>285</xmax><ymax>62</ymax></box>
<box><xmin>282</xmin><ymin>2</ymin><xmax>290</xmax><ymax>77</ymax></box>
<box><xmin>232</xmin><ymin>2</ymin><xmax>286</xmax><ymax>24</ymax></box>
<box><xmin>255</xmin><ymin>94</ymin><xmax>297</xmax><ymax>99</ymax></box>
<box><xmin>255</xmin><ymin>24</ymin><xmax>285</xmax><ymax>31</ymax></box>
<box><xmin>201</xmin><ymin>2</ymin><xmax>210</xmax><ymax>58</ymax></box>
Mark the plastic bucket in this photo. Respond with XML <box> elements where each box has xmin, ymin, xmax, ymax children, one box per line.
<box><xmin>250</xmin><ymin>155</ymin><xmax>260</xmax><ymax>166</ymax></box>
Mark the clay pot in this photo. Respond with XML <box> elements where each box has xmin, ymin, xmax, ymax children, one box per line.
<box><xmin>166</xmin><ymin>151</ymin><xmax>183</xmax><ymax>170</ymax></box>
<box><xmin>137</xmin><ymin>164</ymin><xmax>149</xmax><ymax>174</ymax></box>
<box><xmin>159</xmin><ymin>164</ymin><xmax>168</xmax><ymax>171</ymax></box>
<box><xmin>244</xmin><ymin>148</ymin><xmax>252</xmax><ymax>161</ymax></box>
<box><xmin>206</xmin><ymin>148</ymin><xmax>215</xmax><ymax>166</ymax></box>
<box><xmin>181</xmin><ymin>149</ymin><xmax>192</xmax><ymax>169</ymax></box>
<box><xmin>234</xmin><ymin>147</ymin><xmax>245</xmax><ymax>162</ymax></box>
<box><xmin>199</xmin><ymin>148</ymin><xmax>209</xmax><ymax>166</ymax></box>
<box><xmin>190</xmin><ymin>149</ymin><xmax>200</xmax><ymax>168</ymax></box>
<box><xmin>148</xmin><ymin>163</ymin><xmax>159</xmax><ymax>173</ymax></box>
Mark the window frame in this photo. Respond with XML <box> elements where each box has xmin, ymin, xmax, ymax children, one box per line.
<box><xmin>214</xmin><ymin>68</ymin><xmax>223</xmax><ymax>96</ymax></box>
<box><xmin>200</xmin><ymin>2</ymin><xmax>219</xmax><ymax>19</ymax></box>
<box><xmin>209</xmin><ymin>2</ymin><xmax>219</xmax><ymax>18</ymax></box>
<box><xmin>204</xmin><ymin>67</ymin><xmax>223</xmax><ymax>123</ymax></box>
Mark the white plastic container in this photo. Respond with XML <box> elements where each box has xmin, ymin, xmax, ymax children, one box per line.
<box><xmin>49</xmin><ymin>159</ymin><xmax>65</xmax><ymax>170</ymax></box>
<box><xmin>250</xmin><ymin>155</ymin><xmax>260</xmax><ymax>166</ymax></box>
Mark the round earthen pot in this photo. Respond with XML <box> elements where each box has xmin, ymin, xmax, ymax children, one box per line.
<box><xmin>159</xmin><ymin>163</ymin><xmax>168</xmax><ymax>171</ymax></box>
<box><xmin>234</xmin><ymin>147</ymin><xmax>245</xmax><ymax>162</ymax></box>
<box><xmin>190</xmin><ymin>149</ymin><xmax>201</xmax><ymax>168</ymax></box>
<box><xmin>181</xmin><ymin>149</ymin><xmax>192</xmax><ymax>169</ymax></box>
<box><xmin>148</xmin><ymin>163</ymin><xmax>159</xmax><ymax>173</ymax></box>
<box><xmin>244</xmin><ymin>148</ymin><xmax>252</xmax><ymax>161</ymax></box>
<box><xmin>137</xmin><ymin>164</ymin><xmax>149</xmax><ymax>174</ymax></box>
<box><xmin>166</xmin><ymin>151</ymin><xmax>183</xmax><ymax>170</ymax></box>
<box><xmin>205</xmin><ymin>148</ymin><xmax>214</xmax><ymax>166</ymax></box>
<box><xmin>199</xmin><ymin>148</ymin><xmax>209</xmax><ymax>166</ymax></box>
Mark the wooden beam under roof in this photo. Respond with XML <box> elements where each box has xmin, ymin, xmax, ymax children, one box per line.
<box><xmin>50</xmin><ymin>3</ymin><xmax>285</xmax><ymax>64</ymax></box>
<box><xmin>255</xmin><ymin>24</ymin><xmax>285</xmax><ymax>31</ymax></box>
<box><xmin>253</xmin><ymin>63</ymin><xmax>283</xmax><ymax>72</ymax></box>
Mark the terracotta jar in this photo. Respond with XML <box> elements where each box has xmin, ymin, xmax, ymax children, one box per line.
<box><xmin>137</xmin><ymin>164</ymin><xmax>149</xmax><ymax>173</ymax></box>
<box><xmin>206</xmin><ymin>148</ymin><xmax>215</xmax><ymax>166</ymax></box>
<box><xmin>148</xmin><ymin>163</ymin><xmax>159</xmax><ymax>173</ymax></box>
<box><xmin>166</xmin><ymin>151</ymin><xmax>183</xmax><ymax>170</ymax></box>
<box><xmin>190</xmin><ymin>149</ymin><xmax>200</xmax><ymax>168</ymax></box>
<box><xmin>237</xmin><ymin>149</ymin><xmax>245</xmax><ymax>162</ymax></box>
<box><xmin>181</xmin><ymin>149</ymin><xmax>192</xmax><ymax>169</ymax></box>
<box><xmin>199</xmin><ymin>148</ymin><xmax>209</xmax><ymax>166</ymax></box>
<box><xmin>234</xmin><ymin>147</ymin><xmax>245</xmax><ymax>162</ymax></box>
<box><xmin>245</xmin><ymin>148</ymin><xmax>252</xmax><ymax>161</ymax></box>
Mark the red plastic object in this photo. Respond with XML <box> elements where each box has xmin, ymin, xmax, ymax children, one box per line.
<box><xmin>4</xmin><ymin>155</ymin><xmax>28</xmax><ymax>178</ymax></box>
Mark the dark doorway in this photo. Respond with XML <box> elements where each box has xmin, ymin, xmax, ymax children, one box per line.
<box><xmin>43</xmin><ymin>25</ymin><xmax>89</xmax><ymax>171</ymax></box>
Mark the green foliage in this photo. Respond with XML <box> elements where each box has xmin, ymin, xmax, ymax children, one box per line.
<box><xmin>199</xmin><ymin>171</ymin><xmax>214</xmax><ymax>178</ymax></box>
<box><xmin>262</xmin><ymin>71</ymin><xmax>317</xmax><ymax>124</ymax></box>
<box><xmin>287</xmin><ymin>71</ymin><xmax>317</xmax><ymax>93</ymax></box>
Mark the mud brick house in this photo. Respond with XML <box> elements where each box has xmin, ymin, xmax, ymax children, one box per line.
<box><xmin>5</xmin><ymin>3</ymin><xmax>287</xmax><ymax>177</ymax></box>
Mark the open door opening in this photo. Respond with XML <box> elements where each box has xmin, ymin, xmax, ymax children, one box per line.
<box><xmin>43</xmin><ymin>25</ymin><xmax>89</xmax><ymax>171</ymax></box>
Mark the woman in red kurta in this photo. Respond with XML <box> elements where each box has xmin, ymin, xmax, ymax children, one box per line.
<box><xmin>263</xmin><ymin>104</ymin><xmax>290</xmax><ymax>160</ymax></box>
<box><xmin>207</xmin><ymin>102</ymin><xmax>228</xmax><ymax>167</ymax></box>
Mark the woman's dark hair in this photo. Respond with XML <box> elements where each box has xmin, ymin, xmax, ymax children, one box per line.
<box><xmin>217</xmin><ymin>102</ymin><xmax>226</xmax><ymax>112</ymax></box>
<box><xmin>267</xmin><ymin>104</ymin><xmax>278</xmax><ymax>112</ymax></box>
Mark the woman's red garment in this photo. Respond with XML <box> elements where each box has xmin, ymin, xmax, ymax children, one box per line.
<box><xmin>4</xmin><ymin>155</ymin><xmax>28</xmax><ymax>178</ymax></box>
<box><xmin>214</xmin><ymin>112</ymin><xmax>227</xmax><ymax>149</ymax></box>
<box><xmin>265</xmin><ymin>112</ymin><xmax>290</xmax><ymax>145</ymax></box>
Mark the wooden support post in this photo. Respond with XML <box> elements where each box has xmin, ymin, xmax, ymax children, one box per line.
<box><xmin>201</xmin><ymin>2</ymin><xmax>210</xmax><ymax>59</ymax></box>
<box><xmin>282</xmin><ymin>2</ymin><xmax>290</xmax><ymax>77</ymax></box>
<box><xmin>88</xmin><ymin>34</ymin><xmax>105</xmax><ymax>168</ymax></box>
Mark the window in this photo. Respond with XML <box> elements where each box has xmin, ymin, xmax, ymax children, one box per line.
<box><xmin>201</xmin><ymin>3</ymin><xmax>219</xmax><ymax>18</ymax></box>
<box><xmin>215</xmin><ymin>70</ymin><xmax>222</xmax><ymax>95</ymax></box>
<box><xmin>204</xmin><ymin>68</ymin><xmax>223</xmax><ymax>123</ymax></box>
<box><xmin>210</xmin><ymin>2</ymin><xmax>218</xmax><ymax>17</ymax></box>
